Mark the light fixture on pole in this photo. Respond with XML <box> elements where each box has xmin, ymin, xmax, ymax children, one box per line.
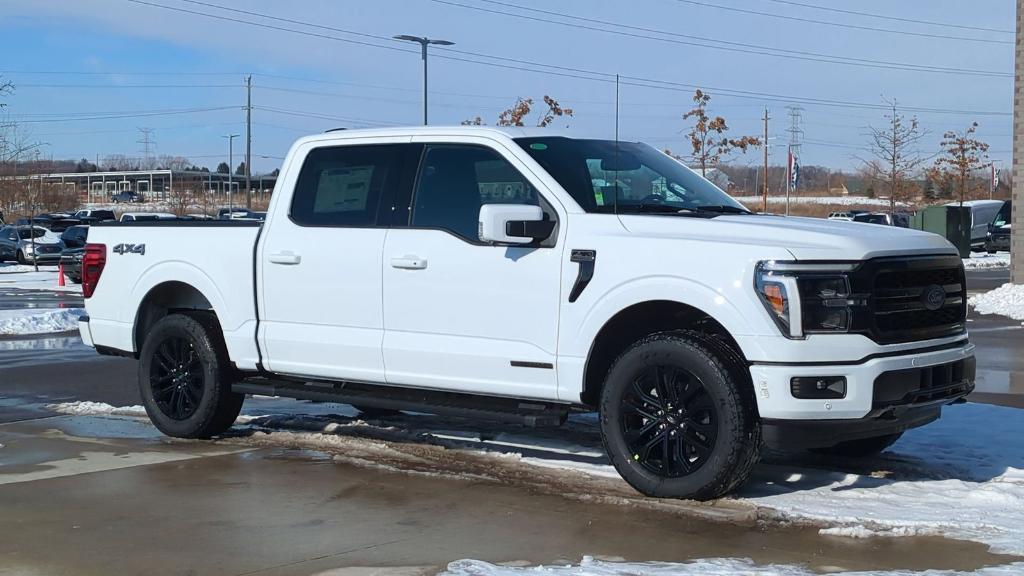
<box><xmin>393</xmin><ymin>34</ymin><xmax>454</xmax><ymax>126</ymax></box>
<box><xmin>223</xmin><ymin>134</ymin><xmax>239</xmax><ymax>214</ymax></box>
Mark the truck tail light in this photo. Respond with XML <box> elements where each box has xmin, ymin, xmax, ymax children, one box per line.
<box><xmin>82</xmin><ymin>243</ymin><xmax>106</xmax><ymax>299</ymax></box>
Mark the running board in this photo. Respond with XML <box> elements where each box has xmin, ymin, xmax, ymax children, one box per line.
<box><xmin>233</xmin><ymin>377</ymin><xmax>570</xmax><ymax>427</ymax></box>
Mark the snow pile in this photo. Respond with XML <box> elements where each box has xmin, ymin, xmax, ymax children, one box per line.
<box><xmin>969</xmin><ymin>283</ymin><xmax>1024</xmax><ymax>321</ymax></box>
<box><xmin>442</xmin><ymin>557</ymin><xmax>1024</xmax><ymax>576</ymax></box>
<box><xmin>46</xmin><ymin>401</ymin><xmax>147</xmax><ymax>417</ymax></box>
<box><xmin>731</xmin><ymin>195</ymin><xmax>908</xmax><ymax>207</ymax></box>
<box><xmin>0</xmin><ymin>308</ymin><xmax>85</xmax><ymax>335</ymax></box>
<box><xmin>962</xmin><ymin>254</ymin><xmax>1011</xmax><ymax>270</ymax></box>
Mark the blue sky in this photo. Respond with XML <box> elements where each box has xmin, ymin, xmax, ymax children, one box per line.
<box><xmin>1</xmin><ymin>0</ymin><xmax>1014</xmax><ymax>175</ymax></box>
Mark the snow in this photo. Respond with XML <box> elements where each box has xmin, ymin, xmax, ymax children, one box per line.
<box><xmin>731</xmin><ymin>195</ymin><xmax>909</xmax><ymax>207</ymax></box>
<box><xmin>46</xmin><ymin>401</ymin><xmax>147</xmax><ymax>417</ymax></box>
<box><xmin>962</xmin><ymin>254</ymin><xmax>1011</xmax><ymax>270</ymax></box>
<box><xmin>50</xmin><ymin>399</ymin><xmax>1024</xmax><ymax>557</ymax></box>
<box><xmin>969</xmin><ymin>283</ymin><xmax>1024</xmax><ymax>321</ymax></box>
<box><xmin>0</xmin><ymin>264</ymin><xmax>82</xmax><ymax>293</ymax></box>
<box><xmin>0</xmin><ymin>308</ymin><xmax>85</xmax><ymax>335</ymax></box>
<box><xmin>441</xmin><ymin>557</ymin><xmax>1024</xmax><ymax>576</ymax></box>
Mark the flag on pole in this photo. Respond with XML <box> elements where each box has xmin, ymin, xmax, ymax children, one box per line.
<box><xmin>788</xmin><ymin>151</ymin><xmax>800</xmax><ymax>192</ymax></box>
<box><xmin>991</xmin><ymin>164</ymin><xmax>999</xmax><ymax>193</ymax></box>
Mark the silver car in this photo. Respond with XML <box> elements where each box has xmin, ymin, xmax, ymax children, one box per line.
<box><xmin>0</xmin><ymin>225</ymin><xmax>66</xmax><ymax>265</ymax></box>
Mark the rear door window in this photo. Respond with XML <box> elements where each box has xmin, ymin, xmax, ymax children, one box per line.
<box><xmin>291</xmin><ymin>144</ymin><xmax>410</xmax><ymax>227</ymax></box>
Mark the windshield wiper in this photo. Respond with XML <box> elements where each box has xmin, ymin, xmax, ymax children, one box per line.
<box><xmin>692</xmin><ymin>205</ymin><xmax>753</xmax><ymax>215</ymax></box>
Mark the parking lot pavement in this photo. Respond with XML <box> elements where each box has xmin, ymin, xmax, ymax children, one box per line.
<box><xmin>0</xmin><ymin>413</ymin><xmax>1016</xmax><ymax>576</ymax></box>
<box><xmin>0</xmin><ymin>286</ymin><xmax>84</xmax><ymax>311</ymax></box>
<box><xmin>967</xmin><ymin>266</ymin><xmax>1012</xmax><ymax>294</ymax></box>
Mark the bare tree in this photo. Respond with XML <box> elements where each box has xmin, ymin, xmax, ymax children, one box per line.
<box><xmin>861</xmin><ymin>99</ymin><xmax>927</xmax><ymax>215</ymax></box>
<box><xmin>934</xmin><ymin>122</ymin><xmax>990</xmax><ymax>206</ymax></box>
<box><xmin>682</xmin><ymin>90</ymin><xmax>761</xmax><ymax>177</ymax></box>
<box><xmin>463</xmin><ymin>95</ymin><xmax>574</xmax><ymax>127</ymax></box>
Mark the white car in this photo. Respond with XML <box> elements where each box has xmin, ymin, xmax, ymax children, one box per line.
<box><xmin>78</xmin><ymin>127</ymin><xmax>974</xmax><ymax>500</ymax></box>
<box><xmin>827</xmin><ymin>211</ymin><xmax>854</xmax><ymax>221</ymax></box>
<box><xmin>119</xmin><ymin>212</ymin><xmax>178</xmax><ymax>222</ymax></box>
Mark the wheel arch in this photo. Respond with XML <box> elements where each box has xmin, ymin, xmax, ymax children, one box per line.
<box><xmin>133</xmin><ymin>280</ymin><xmax>222</xmax><ymax>356</ymax></box>
<box><xmin>579</xmin><ymin>299</ymin><xmax>750</xmax><ymax>407</ymax></box>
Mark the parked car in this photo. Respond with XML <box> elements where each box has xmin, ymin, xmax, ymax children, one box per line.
<box><xmin>80</xmin><ymin>126</ymin><xmax>975</xmax><ymax>501</ymax></box>
<box><xmin>112</xmin><ymin>191</ymin><xmax>143</xmax><ymax>203</ymax></box>
<box><xmin>0</xmin><ymin>225</ymin><xmax>65</xmax><ymax>264</ymax></box>
<box><xmin>852</xmin><ymin>212</ymin><xmax>910</xmax><ymax>227</ymax></box>
<box><xmin>946</xmin><ymin>199</ymin><xmax>1005</xmax><ymax>251</ymax></box>
<box><xmin>985</xmin><ymin>224</ymin><xmax>1011</xmax><ymax>254</ymax></box>
<box><xmin>827</xmin><ymin>211</ymin><xmax>854</xmax><ymax>221</ymax></box>
<box><xmin>218</xmin><ymin>208</ymin><xmax>254</xmax><ymax>220</ymax></box>
<box><xmin>73</xmin><ymin>209</ymin><xmax>117</xmax><ymax>224</ymax></box>
<box><xmin>61</xmin><ymin>225</ymin><xmax>90</xmax><ymax>248</ymax></box>
<box><xmin>120</xmin><ymin>212</ymin><xmax>177</xmax><ymax>222</ymax></box>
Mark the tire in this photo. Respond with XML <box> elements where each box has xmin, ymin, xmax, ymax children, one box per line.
<box><xmin>16</xmin><ymin>251</ymin><xmax>26</xmax><ymax>265</ymax></box>
<box><xmin>137</xmin><ymin>313</ymin><xmax>244</xmax><ymax>438</ymax></box>
<box><xmin>812</xmin><ymin>432</ymin><xmax>903</xmax><ymax>458</ymax></box>
<box><xmin>600</xmin><ymin>331</ymin><xmax>761</xmax><ymax>501</ymax></box>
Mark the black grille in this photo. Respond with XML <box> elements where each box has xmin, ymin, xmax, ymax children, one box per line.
<box><xmin>843</xmin><ymin>255</ymin><xmax>967</xmax><ymax>344</ymax></box>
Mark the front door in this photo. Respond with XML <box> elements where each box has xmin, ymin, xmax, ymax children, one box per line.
<box><xmin>259</xmin><ymin>139</ymin><xmax>417</xmax><ymax>382</ymax></box>
<box><xmin>382</xmin><ymin>141</ymin><xmax>564</xmax><ymax>401</ymax></box>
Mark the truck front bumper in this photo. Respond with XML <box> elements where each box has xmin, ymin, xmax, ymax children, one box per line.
<box><xmin>749</xmin><ymin>340</ymin><xmax>975</xmax><ymax>421</ymax></box>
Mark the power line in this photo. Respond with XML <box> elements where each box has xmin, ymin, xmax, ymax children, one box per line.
<box><xmin>11</xmin><ymin>106</ymin><xmax>239</xmax><ymax>123</ymax></box>
<box><xmin>119</xmin><ymin>0</ymin><xmax>1011</xmax><ymax>117</ymax></box>
<box><xmin>430</xmin><ymin>0</ymin><xmax>1011</xmax><ymax>77</ymax></box>
<box><xmin>15</xmin><ymin>83</ymin><xmax>240</xmax><ymax>89</ymax></box>
<box><xmin>760</xmin><ymin>0</ymin><xmax>1013</xmax><ymax>34</ymax></box>
<box><xmin>667</xmin><ymin>0</ymin><xmax>1009</xmax><ymax>45</ymax></box>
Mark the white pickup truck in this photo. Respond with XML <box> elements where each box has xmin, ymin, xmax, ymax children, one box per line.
<box><xmin>79</xmin><ymin>126</ymin><xmax>975</xmax><ymax>500</ymax></box>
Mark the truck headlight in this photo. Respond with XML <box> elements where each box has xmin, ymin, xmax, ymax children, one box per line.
<box><xmin>756</xmin><ymin>261</ymin><xmax>865</xmax><ymax>339</ymax></box>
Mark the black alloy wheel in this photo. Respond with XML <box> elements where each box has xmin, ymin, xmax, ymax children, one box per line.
<box><xmin>621</xmin><ymin>365</ymin><xmax>717</xmax><ymax>477</ymax></box>
<box><xmin>149</xmin><ymin>336</ymin><xmax>204</xmax><ymax>421</ymax></box>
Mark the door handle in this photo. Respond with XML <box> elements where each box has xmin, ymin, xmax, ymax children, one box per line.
<box><xmin>268</xmin><ymin>251</ymin><xmax>301</xmax><ymax>265</ymax></box>
<box><xmin>390</xmin><ymin>255</ymin><xmax>427</xmax><ymax>270</ymax></box>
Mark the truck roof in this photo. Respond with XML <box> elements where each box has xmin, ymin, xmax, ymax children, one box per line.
<box><xmin>297</xmin><ymin>125</ymin><xmax>624</xmax><ymax>146</ymax></box>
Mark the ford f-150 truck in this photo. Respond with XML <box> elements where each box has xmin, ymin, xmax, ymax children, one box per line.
<box><xmin>79</xmin><ymin>126</ymin><xmax>975</xmax><ymax>500</ymax></box>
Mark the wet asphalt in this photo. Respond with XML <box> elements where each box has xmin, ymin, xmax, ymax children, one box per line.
<box><xmin>0</xmin><ymin>267</ymin><xmax>1022</xmax><ymax>574</ymax></box>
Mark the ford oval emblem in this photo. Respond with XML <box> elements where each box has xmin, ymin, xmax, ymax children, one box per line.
<box><xmin>922</xmin><ymin>284</ymin><xmax>946</xmax><ymax>311</ymax></box>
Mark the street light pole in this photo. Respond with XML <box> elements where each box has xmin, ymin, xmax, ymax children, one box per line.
<box><xmin>393</xmin><ymin>35</ymin><xmax>455</xmax><ymax>126</ymax></box>
<box><xmin>223</xmin><ymin>134</ymin><xmax>239</xmax><ymax>214</ymax></box>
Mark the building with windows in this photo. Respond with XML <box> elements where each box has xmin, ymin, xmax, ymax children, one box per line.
<box><xmin>14</xmin><ymin>169</ymin><xmax>277</xmax><ymax>203</ymax></box>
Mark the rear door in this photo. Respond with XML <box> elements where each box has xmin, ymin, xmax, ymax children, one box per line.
<box><xmin>258</xmin><ymin>138</ymin><xmax>419</xmax><ymax>382</ymax></box>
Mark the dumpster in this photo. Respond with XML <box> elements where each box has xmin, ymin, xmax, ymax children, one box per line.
<box><xmin>911</xmin><ymin>205</ymin><xmax>971</xmax><ymax>257</ymax></box>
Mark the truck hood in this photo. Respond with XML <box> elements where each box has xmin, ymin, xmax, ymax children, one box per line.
<box><xmin>618</xmin><ymin>214</ymin><xmax>957</xmax><ymax>261</ymax></box>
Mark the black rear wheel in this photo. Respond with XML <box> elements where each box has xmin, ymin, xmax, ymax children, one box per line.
<box><xmin>600</xmin><ymin>331</ymin><xmax>761</xmax><ymax>501</ymax></box>
<box><xmin>138</xmin><ymin>313</ymin><xmax>244</xmax><ymax>438</ymax></box>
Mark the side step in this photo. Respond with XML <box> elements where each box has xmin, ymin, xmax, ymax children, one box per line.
<box><xmin>233</xmin><ymin>377</ymin><xmax>570</xmax><ymax>427</ymax></box>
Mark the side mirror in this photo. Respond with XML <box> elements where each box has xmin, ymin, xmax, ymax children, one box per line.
<box><xmin>478</xmin><ymin>204</ymin><xmax>555</xmax><ymax>245</ymax></box>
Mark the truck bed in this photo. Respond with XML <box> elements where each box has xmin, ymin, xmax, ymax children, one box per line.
<box><xmin>84</xmin><ymin>220</ymin><xmax>263</xmax><ymax>369</ymax></box>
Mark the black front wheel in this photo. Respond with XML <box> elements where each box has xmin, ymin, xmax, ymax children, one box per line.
<box><xmin>600</xmin><ymin>332</ymin><xmax>761</xmax><ymax>501</ymax></box>
<box><xmin>138</xmin><ymin>313</ymin><xmax>244</xmax><ymax>438</ymax></box>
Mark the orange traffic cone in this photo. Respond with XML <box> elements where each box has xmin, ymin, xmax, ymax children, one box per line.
<box><xmin>58</xmin><ymin>262</ymin><xmax>66</xmax><ymax>287</ymax></box>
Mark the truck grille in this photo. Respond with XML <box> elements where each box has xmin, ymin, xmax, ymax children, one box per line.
<box><xmin>859</xmin><ymin>256</ymin><xmax>967</xmax><ymax>344</ymax></box>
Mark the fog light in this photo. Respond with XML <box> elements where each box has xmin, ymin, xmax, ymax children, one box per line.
<box><xmin>791</xmin><ymin>376</ymin><xmax>846</xmax><ymax>399</ymax></box>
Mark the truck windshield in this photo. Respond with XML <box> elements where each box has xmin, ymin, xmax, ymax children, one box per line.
<box><xmin>515</xmin><ymin>137</ymin><xmax>750</xmax><ymax>215</ymax></box>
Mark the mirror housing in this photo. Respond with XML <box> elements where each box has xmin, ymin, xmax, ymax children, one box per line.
<box><xmin>478</xmin><ymin>204</ymin><xmax>554</xmax><ymax>244</ymax></box>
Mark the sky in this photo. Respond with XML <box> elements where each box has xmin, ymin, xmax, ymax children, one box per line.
<box><xmin>0</xmin><ymin>0</ymin><xmax>1015</xmax><ymax>175</ymax></box>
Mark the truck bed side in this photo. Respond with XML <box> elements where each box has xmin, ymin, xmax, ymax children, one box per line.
<box><xmin>83</xmin><ymin>220</ymin><xmax>263</xmax><ymax>370</ymax></box>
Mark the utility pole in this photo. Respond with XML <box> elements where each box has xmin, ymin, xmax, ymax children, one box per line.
<box><xmin>762</xmin><ymin>108</ymin><xmax>769</xmax><ymax>213</ymax></box>
<box><xmin>245</xmin><ymin>74</ymin><xmax>252</xmax><ymax>209</ymax></box>
<box><xmin>223</xmin><ymin>134</ymin><xmax>239</xmax><ymax>214</ymax></box>
<box><xmin>393</xmin><ymin>35</ymin><xmax>455</xmax><ymax>125</ymax></box>
<box><xmin>891</xmin><ymin>100</ymin><xmax>898</xmax><ymax>216</ymax></box>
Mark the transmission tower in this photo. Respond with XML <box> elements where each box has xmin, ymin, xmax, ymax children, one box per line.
<box><xmin>137</xmin><ymin>127</ymin><xmax>156</xmax><ymax>169</ymax></box>
<box><xmin>786</xmin><ymin>106</ymin><xmax>803</xmax><ymax>161</ymax></box>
